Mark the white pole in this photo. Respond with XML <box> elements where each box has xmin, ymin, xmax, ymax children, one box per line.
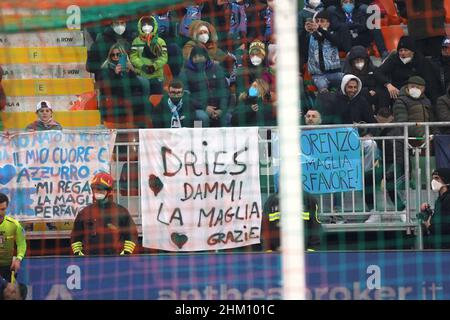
<box><xmin>274</xmin><ymin>0</ymin><xmax>305</xmax><ymax>300</ymax></box>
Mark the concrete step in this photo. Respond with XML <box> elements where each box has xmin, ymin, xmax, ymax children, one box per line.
<box><xmin>3</xmin><ymin>78</ymin><xmax>94</xmax><ymax>96</ymax></box>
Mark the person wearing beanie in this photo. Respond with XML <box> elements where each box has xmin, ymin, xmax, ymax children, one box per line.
<box><xmin>392</xmin><ymin>75</ymin><xmax>432</xmax><ymax>138</ymax></box>
<box><xmin>419</xmin><ymin>168</ymin><xmax>450</xmax><ymax>249</ymax></box>
<box><xmin>25</xmin><ymin>100</ymin><xmax>62</xmax><ymax>131</ymax></box>
<box><xmin>374</xmin><ymin>35</ymin><xmax>441</xmax><ymax>109</ymax></box>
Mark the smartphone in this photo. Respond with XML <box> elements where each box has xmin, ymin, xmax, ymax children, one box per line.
<box><xmin>119</xmin><ymin>53</ymin><xmax>127</xmax><ymax>70</ymax></box>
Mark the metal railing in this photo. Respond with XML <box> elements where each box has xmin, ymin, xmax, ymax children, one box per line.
<box><xmin>25</xmin><ymin>122</ymin><xmax>450</xmax><ymax>250</ymax></box>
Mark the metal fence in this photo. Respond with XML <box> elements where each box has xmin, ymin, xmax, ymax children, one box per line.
<box><xmin>25</xmin><ymin>122</ymin><xmax>450</xmax><ymax>250</ymax></box>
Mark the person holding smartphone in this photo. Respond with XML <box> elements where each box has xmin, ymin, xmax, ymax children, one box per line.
<box><xmin>98</xmin><ymin>44</ymin><xmax>150</xmax><ymax>127</ymax></box>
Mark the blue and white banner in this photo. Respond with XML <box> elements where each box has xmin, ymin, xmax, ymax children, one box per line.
<box><xmin>19</xmin><ymin>252</ymin><xmax>450</xmax><ymax>300</ymax></box>
<box><xmin>272</xmin><ymin>128</ymin><xmax>363</xmax><ymax>194</ymax></box>
<box><xmin>0</xmin><ymin>130</ymin><xmax>116</xmax><ymax>221</ymax></box>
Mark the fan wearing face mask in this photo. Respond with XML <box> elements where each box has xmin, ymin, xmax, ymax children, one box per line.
<box><xmin>86</xmin><ymin>17</ymin><xmax>133</xmax><ymax>80</ymax></box>
<box><xmin>342</xmin><ymin>45</ymin><xmax>379</xmax><ymax>110</ymax></box>
<box><xmin>392</xmin><ymin>76</ymin><xmax>432</xmax><ymax>139</ymax></box>
<box><xmin>419</xmin><ymin>168</ymin><xmax>450</xmax><ymax>249</ymax></box>
<box><xmin>130</xmin><ymin>16</ymin><xmax>168</xmax><ymax>95</ymax></box>
<box><xmin>374</xmin><ymin>35</ymin><xmax>441</xmax><ymax>110</ymax></box>
<box><xmin>70</xmin><ymin>172</ymin><xmax>138</xmax><ymax>256</ymax></box>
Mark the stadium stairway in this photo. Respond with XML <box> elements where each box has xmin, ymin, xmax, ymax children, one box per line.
<box><xmin>0</xmin><ymin>29</ymin><xmax>101</xmax><ymax>129</ymax></box>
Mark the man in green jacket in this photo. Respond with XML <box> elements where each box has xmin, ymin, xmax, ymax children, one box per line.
<box><xmin>0</xmin><ymin>193</ymin><xmax>26</xmax><ymax>282</ymax></box>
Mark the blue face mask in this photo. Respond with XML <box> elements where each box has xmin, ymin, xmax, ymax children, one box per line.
<box><xmin>249</xmin><ymin>86</ymin><xmax>259</xmax><ymax>97</ymax></box>
<box><xmin>342</xmin><ymin>2</ymin><xmax>354</xmax><ymax>14</ymax></box>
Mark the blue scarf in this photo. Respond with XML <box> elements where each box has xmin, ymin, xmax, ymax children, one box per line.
<box><xmin>167</xmin><ymin>98</ymin><xmax>184</xmax><ymax>128</ymax></box>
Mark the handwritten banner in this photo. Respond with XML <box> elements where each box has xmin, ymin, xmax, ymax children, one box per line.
<box><xmin>301</xmin><ymin>128</ymin><xmax>362</xmax><ymax>194</ymax></box>
<box><xmin>139</xmin><ymin>128</ymin><xmax>262</xmax><ymax>252</ymax></box>
<box><xmin>0</xmin><ymin>130</ymin><xmax>116</xmax><ymax>221</ymax></box>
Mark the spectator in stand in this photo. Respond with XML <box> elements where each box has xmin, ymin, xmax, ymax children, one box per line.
<box><xmin>151</xmin><ymin>10</ymin><xmax>184</xmax><ymax>77</ymax></box>
<box><xmin>303</xmin><ymin>108</ymin><xmax>322</xmax><ymax>125</ymax></box>
<box><xmin>431</xmin><ymin>37</ymin><xmax>450</xmax><ymax>98</ymax></box>
<box><xmin>403</xmin><ymin>0</ymin><xmax>445</xmax><ymax>60</ymax></box>
<box><xmin>298</xmin><ymin>0</ymin><xmax>324</xmax><ymax>47</ymax></box>
<box><xmin>419</xmin><ymin>168</ymin><xmax>450</xmax><ymax>249</ymax></box>
<box><xmin>365</xmin><ymin>107</ymin><xmax>406</xmax><ymax>223</ymax></box>
<box><xmin>97</xmin><ymin>44</ymin><xmax>150</xmax><ymax>128</ymax></box>
<box><xmin>26</xmin><ymin>100</ymin><xmax>62</xmax><ymax>131</ymax></box>
<box><xmin>374</xmin><ymin>36</ymin><xmax>440</xmax><ymax>109</ymax></box>
<box><xmin>234</xmin><ymin>40</ymin><xmax>270</xmax><ymax>104</ymax></box>
<box><xmin>392</xmin><ymin>76</ymin><xmax>432</xmax><ymax>139</ymax></box>
<box><xmin>321</xmin><ymin>74</ymin><xmax>375</xmax><ymax>126</ymax></box>
<box><xmin>182</xmin><ymin>19</ymin><xmax>233</xmax><ymax>75</ymax></box>
<box><xmin>330</xmin><ymin>0</ymin><xmax>388</xmax><ymax>58</ymax></box>
<box><xmin>435</xmin><ymin>84</ymin><xmax>450</xmax><ymax>135</ymax></box>
<box><xmin>0</xmin><ymin>193</ymin><xmax>26</xmax><ymax>282</ymax></box>
<box><xmin>177</xmin><ymin>0</ymin><xmax>207</xmax><ymax>44</ymax></box>
<box><xmin>86</xmin><ymin>17</ymin><xmax>135</xmax><ymax>80</ymax></box>
<box><xmin>231</xmin><ymin>78</ymin><xmax>275</xmax><ymax>126</ymax></box>
<box><xmin>246</xmin><ymin>0</ymin><xmax>274</xmax><ymax>45</ymax></box>
<box><xmin>179</xmin><ymin>45</ymin><xmax>229</xmax><ymax>127</ymax></box>
<box><xmin>151</xmin><ymin>79</ymin><xmax>195</xmax><ymax>128</ymax></box>
<box><xmin>342</xmin><ymin>45</ymin><xmax>378</xmax><ymax>111</ymax></box>
<box><xmin>300</xmin><ymin>10</ymin><xmax>349</xmax><ymax>93</ymax></box>
<box><xmin>130</xmin><ymin>16</ymin><xmax>168</xmax><ymax>96</ymax></box>
<box><xmin>70</xmin><ymin>172</ymin><xmax>138</xmax><ymax>256</ymax></box>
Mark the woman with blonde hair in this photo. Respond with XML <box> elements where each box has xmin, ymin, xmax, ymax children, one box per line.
<box><xmin>97</xmin><ymin>44</ymin><xmax>150</xmax><ymax>127</ymax></box>
<box><xmin>231</xmin><ymin>78</ymin><xmax>275</xmax><ymax>126</ymax></box>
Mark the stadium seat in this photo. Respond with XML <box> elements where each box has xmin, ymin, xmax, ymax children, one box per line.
<box><xmin>149</xmin><ymin>94</ymin><xmax>163</xmax><ymax>107</ymax></box>
<box><xmin>376</xmin><ymin>0</ymin><xmax>405</xmax><ymax>25</ymax></box>
<box><xmin>445</xmin><ymin>0</ymin><xmax>450</xmax><ymax>23</ymax></box>
<box><xmin>69</xmin><ymin>91</ymin><xmax>98</xmax><ymax>110</ymax></box>
<box><xmin>381</xmin><ymin>25</ymin><xmax>405</xmax><ymax>53</ymax></box>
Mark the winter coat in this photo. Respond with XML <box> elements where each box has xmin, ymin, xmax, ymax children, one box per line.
<box><xmin>405</xmin><ymin>0</ymin><xmax>445</xmax><ymax>40</ymax></box>
<box><xmin>178</xmin><ymin>48</ymin><xmax>229</xmax><ymax>114</ymax></box>
<box><xmin>435</xmin><ymin>86</ymin><xmax>450</xmax><ymax>134</ymax></box>
<box><xmin>342</xmin><ymin>45</ymin><xmax>376</xmax><ymax>93</ymax></box>
<box><xmin>322</xmin><ymin>74</ymin><xmax>375</xmax><ymax>126</ymax></box>
<box><xmin>374</xmin><ymin>51</ymin><xmax>441</xmax><ymax>104</ymax></box>
<box><xmin>96</xmin><ymin>62</ymin><xmax>145</xmax><ymax>123</ymax></box>
<box><xmin>392</xmin><ymin>86</ymin><xmax>432</xmax><ymax>137</ymax></box>
<box><xmin>231</xmin><ymin>94</ymin><xmax>275</xmax><ymax>127</ymax></box>
<box><xmin>331</xmin><ymin>5</ymin><xmax>373</xmax><ymax>48</ymax></box>
<box><xmin>425</xmin><ymin>190</ymin><xmax>450</xmax><ymax>249</ymax></box>
<box><xmin>130</xmin><ymin>16</ymin><xmax>168</xmax><ymax>81</ymax></box>
<box><xmin>182</xmin><ymin>20</ymin><xmax>228</xmax><ymax>63</ymax></box>
<box><xmin>86</xmin><ymin>25</ymin><xmax>134</xmax><ymax>77</ymax></box>
<box><xmin>151</xmin><ymin>93</ymin><xmax>195</xmax><ymax>128</ymax></box>
<box><xmin>306</xmin><ymin>29</ymin><xmax>342</xmax><ymax>75</ymax></box>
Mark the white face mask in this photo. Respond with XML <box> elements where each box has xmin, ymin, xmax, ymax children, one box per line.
<box><xmin>309</xmin><ymin>0</ymin><xmax>321</xmax><ymax>8</ymax></box>
<box><xmin>198</xmin><ymin>33</ymin><xmax>209</xmax><ymax>44</ymax></box>
<box><xmin>408</xmin><ymin>87</ymin><xmax>422</xmax><ymax>99</ymax></box>
<box><xmin>431</xmin><ymin>179</ymin><xmax>445</xmax><ymax>192</ymax></box>
<box><xmin>94</xmin><ymin>193</ymin><xmax>106</xmax><ymax>200</ymax></box>
<box><xmin>113</xmin><ymin>25</ymin><xmax>126</xmax><ymax>35</ymax></box>
<box><xmin>400</xmin><ymin>56</ymin><xmax>412</xmax><ymax>64</ymax></box>
<box><xmin>250</xmin><ymin>56</ymin><xmax>263</xmax><ymax>66</ymax></box>
<box><xmin>142</xmin><ymin>25</ymin><xmax>153</xmax><ymax>34</ymax></box>
<box><xmin>354</xmin><ymin>61</ymin><xmax>365</xmax><ymax>70</ymax></box>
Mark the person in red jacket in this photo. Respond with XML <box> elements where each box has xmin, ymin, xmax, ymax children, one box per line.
<box><xmin>70</xmin><ymin>172</ymin><xmax>138</xmax><ymax>256</ymax></box>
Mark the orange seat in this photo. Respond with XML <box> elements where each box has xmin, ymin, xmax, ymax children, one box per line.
<box><xmin>103</xmin><ymin>121</ymin><xmax>134</xmax><ymax>129</ymax></box>
<box><xmin>163</xmin><ymin>64</ymin><xmax>173</xmax><ymax>92</ymax></box>
<box><xmin>381</xmin><ymin>25</ymin><xmax>405</xmax><ymax>53</ymax></box>
<box><xmin>149</xmin><ymin>94</ymin><xmax>163</xmax><ymax>107</ymax></box>
<box><xmin>377</xmin><ymin>0</ymin><xmax>405</xmax><ymax>25</ymax></box>
<box><xmin>445</xmin><ymin>0</ymin><xmax>450</xmax><ymax>23</ymax></box>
